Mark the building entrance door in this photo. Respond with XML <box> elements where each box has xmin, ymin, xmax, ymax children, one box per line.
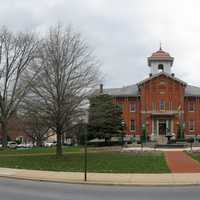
<box><xmin>159</xmin><ymin>120</ymin><xmax>166</xmax><ymax>135</ymax></box>
<box><xmin>152</xmin><ymin>118</ymin><xmax>172</xmax><ymax>144</ymax></box>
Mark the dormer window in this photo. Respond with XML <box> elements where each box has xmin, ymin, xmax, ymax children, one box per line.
<box><xmin>158</xmin><ymin>64</ymin><xmax>164</xmax><ymax>72</ymax></box>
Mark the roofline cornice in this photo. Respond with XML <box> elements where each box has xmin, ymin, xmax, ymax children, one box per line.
<box><xmin>137</xmin><ymin>72</ymin><xmax>187</xmax><ymax>86</ymax></box>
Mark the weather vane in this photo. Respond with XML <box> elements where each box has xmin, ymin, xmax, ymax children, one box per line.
<box><xmin>159</xmin><ymin>41</ymin><xmax>162</xmax><ymax>50</ymax></box>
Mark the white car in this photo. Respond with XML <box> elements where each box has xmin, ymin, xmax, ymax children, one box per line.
<box><xmin>7</xmin><ymin>141</ymin><xmax>17</xmax><ymax>149</ymax></box>
<box><xmin>25</xmin><ymin>143</ymin><xmax>33</xmax><ymax>148</ymax></box>
<box><xmin>17</xmin><ymin>143</ymin><xmax>33</xmax><ymax>148</ymax></box>
<box><xmin>17</xmin><ymin>143</ymin><xmax>26</xmax><ymax>148</ymax></box>
<box><xmin>44</xmin><ymin>142</ymin><xmax>57</xmax><ymax>147</ymax></box>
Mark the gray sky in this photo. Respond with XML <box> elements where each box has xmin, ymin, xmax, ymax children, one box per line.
<box><xmin>1</xmin><ymin>0</ymin><xmax>200</xmax><ymax>88</ymax></box>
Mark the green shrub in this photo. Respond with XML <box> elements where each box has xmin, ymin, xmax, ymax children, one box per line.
<box><xmin>177</xmin><ymin>124</ymin><xmax>184</xmax><ymax>140</ymax></box>
<box><xmin>187</xmin><ymin>137</ymin><xmax>194</xmax><ymax>143</ymax></box>
<box><xmin>140</xmin><ymin>126</ymin><xmax>147</xmax><ymax>143</ymax></box>
<box><xmin>176</xmin><ymin>139</ymin><xmax>186</xmax><ymax>143</ymax></box>
<box><xmin>170</xmin><ymin>139</ymin><xmax>176</xmax><ymax>144</ymax></box>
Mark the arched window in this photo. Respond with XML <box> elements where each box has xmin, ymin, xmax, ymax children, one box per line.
<box><xmin>158</xmin><ymin>64</ymin><xmax>164</xmax><ymax>72</ymax></box>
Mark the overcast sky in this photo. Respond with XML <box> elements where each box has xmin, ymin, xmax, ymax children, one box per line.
<box><xmin>1</xmin><ymin>0</ymin><xmax>200</xmax><ymax>88</ymax></box>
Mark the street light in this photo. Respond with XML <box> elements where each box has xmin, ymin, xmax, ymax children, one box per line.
<box><xmin>121</xmin><ymin>120</ymin><xmax>125</xmax><ymax>147</ymax></box>
<box><xmin>84</xmin><ymin>122</ymin><xmax>88</xmax><ymax>181</ymax></box>
<box><xmin>82</xmin><ymin>109</ymin><xmax>88</xmax><ymax>182</ymax></box>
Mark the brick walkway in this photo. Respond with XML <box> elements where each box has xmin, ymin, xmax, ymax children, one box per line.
<box><xmin>164</xmin><ymin>151</ymin><xmax>200</xmax><ymax>173</ymax></box>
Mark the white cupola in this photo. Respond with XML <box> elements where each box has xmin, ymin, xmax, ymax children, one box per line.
<box><xmin>147</xmin><ymin>46</ymin><xmax>174</xmax><ymax>75</ymax></box>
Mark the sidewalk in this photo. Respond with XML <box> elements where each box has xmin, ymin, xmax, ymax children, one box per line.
<box><xmin>122</xmin><ymin>146</ymin><xmax>200</xmax><ymax>152</ymax></box>
<box><xmin>165</xmin><ymin>151</ymin><xmax>200</xmax><ymax>173</ymax></box>
<box><xmin>1</xmin><ymin>167</ymin><xmax>200</xmax><ymax>186</ymax></box>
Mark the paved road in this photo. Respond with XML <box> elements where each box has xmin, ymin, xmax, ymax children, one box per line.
<box><xmin>1</xmin><ymin>178</ymin><xmax>200</xmax><ymax>200</ymax></box>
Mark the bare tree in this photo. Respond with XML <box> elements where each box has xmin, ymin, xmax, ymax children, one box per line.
<box><xmin>21</xmin><ymin>102</ymin><xmax>52</xmax><ymax>147</ymax></box>
<box><xmin>0</xmin><ymin>27</ymin><xmax>38</xmax><ymax>147</ymax></box>
<box><xmin>29</xmin><ymin>25</ymin><xmax>100</xmax><ymax>156</ymax></box>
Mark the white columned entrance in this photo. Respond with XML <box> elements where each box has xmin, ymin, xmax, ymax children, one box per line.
<box><xmin>152</xmin><ymin>118</ymin><xmax>173</xmax><ymax>142</ymax></box>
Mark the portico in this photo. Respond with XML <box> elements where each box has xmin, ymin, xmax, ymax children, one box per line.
<box><xmin>150</xmin><ymin>112</ymin><xmax>176</xmax><ymax>143</ymax></box>
<box><xmin>153</xmin><ymin>118</ymin><xmax>173</xmax><ymax>135</ymax></box>
<box><xmin>151</xmin><ymin>113</ymin><xmax>176</xmax><ymax>136</ymax></box>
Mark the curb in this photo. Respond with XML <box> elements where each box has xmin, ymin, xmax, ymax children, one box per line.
<box><xmin>1</xmin><ymin>172</ymin><xmax>200</xmax><ymax>187</ymax></box>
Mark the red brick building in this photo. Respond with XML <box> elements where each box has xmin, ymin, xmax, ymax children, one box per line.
<box><xmin>102</xmin><ymin>47</ymin><xmax>200</xmax><ymax>142</ymax></box>
<box><xmin>0</xmin><ymin>115</ymin><xmax>28</xmax><ymax>143</ymax></box>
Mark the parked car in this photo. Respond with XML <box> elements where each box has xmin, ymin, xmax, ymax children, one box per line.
<box><xmin>25</xmin><ymin>143</ymin><xmax>33</xmax><ymax>148</ymax></box>
<box><xmin>17</xmin><ymin>143</ymin><xmax>33</xmax><ymax>148</ymax></box>
<box><xmin>44</xmin><ymin>141</ymin><xmax>57</xmax><ymax>147</ymax></box>
<box><xmin>7</xmin><ymin>141</ymin><xmax>17</xmax><ymax>149</ymax></box>
<box><xmin>17</xmin><ymin>143</ymin><xmax>26</xmax><ymax>148</ymax></box>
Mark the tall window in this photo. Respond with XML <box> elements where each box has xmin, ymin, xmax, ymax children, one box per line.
<box><xmin>130</xmin><ymin>120</ymin><xmax>135</xmax><ymax>131</ymax></box>
<box><xmin>158</xmin><ymin>64</ymin><xmax>164</xmax><ymax>72</ymax></box>
<box><xmin>188</xmin><ymin>102</ymin><xmax>195</xmax><ymax>111</ymax></box>
<box><xmin>160</xmin><ymin>99</ymin><xmax>165</xmax><ymax>111</ymax></box>
<box><xmin>152</xmin><ymin>102</ymin><xmax>156</xmax><ymax>111</ymax></box>
<box><xmin>130</xmin><ymin>103</ymin><xmax>136</xmax><ymax>112</ymax></box>
<box><xmin>189</xmin><ymin>120</ymin><xmax>195</xmax><ymax>131</ymax></box>
<box><xmin>169</xmin><ymin>101</ymin><xmax>173</xmax><ymax>110</ymax></box>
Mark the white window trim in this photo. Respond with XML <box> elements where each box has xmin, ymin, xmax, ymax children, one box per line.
<box><xmin>130</xmin><ymin>103</ymin><xmax>136</xmax><ymax>112</ymax></box>
<box><xmin>189</xmin><ymin>120</ymin><xmax>195</xmax><ymax>131</ymax></box>
<box><xmin>188</xmin><ymin>102</ymin><xmax>195</xmax><ymax>112</ymax></box>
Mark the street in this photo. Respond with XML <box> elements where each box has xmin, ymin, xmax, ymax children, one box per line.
<box><xmin>0</xmin><ymin>178</ymin><xmax>200</xmax><ymax>200</ymax></box>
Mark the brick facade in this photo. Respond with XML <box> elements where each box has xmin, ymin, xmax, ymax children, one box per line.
<box><xmin>115</xmin><ymin>74</ymin><xmax>190</xmax><ymax>137</ymax></box>
<box><xmin>105</xmin><ymin>47</ymin><xmax>200</xmax><ymax>140</ymax></box>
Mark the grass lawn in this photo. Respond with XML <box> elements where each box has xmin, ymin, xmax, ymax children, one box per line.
<box><xmin>188</xmin><ymin>152</ymin><xmax>200</xmax><ymax>163</ymax></box>
<box><xmin>0</xmin><ymin>152</ymin><xmax>170</xmax><ymax>173</ymax></box>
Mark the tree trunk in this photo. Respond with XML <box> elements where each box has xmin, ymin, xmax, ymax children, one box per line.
<box><xmin>36</xmin><ymin>139</ymin><xmax>43</xmax><ymax>147</ymax></box>
<box><xmin>1</xmin><ymin>121</ymin><xmax>8</xmax><ymax>148</ymax></box>
<box><xmin>61</xmin><ymin>134</ymin><xmax>65</xmax><ymax>145</ymax></box>
<box><xmin>105</xmin><ymin>137</ymin><xmax>111</xmax><ymax>146</ymax></box>
<box><xmin>56</xmin><ymin>132</ymin><xmax>63</xmax><ymax>157</ymax></box>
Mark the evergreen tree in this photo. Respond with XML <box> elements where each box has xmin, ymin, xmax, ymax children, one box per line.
<box><xmin>88</xmin><ymin>94</ymin><xmax>123</xmax><ymax>144</ymax></box>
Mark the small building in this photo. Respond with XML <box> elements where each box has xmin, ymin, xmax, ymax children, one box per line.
<box><xmin>101</xmin><ymin>47</ymin><xmax>200</xmax><ymax>142</ymax></box>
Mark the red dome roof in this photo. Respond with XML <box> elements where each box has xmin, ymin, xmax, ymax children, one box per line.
<box><xmin>151</xmin><ymin>49</ymin><xmax>171</xmax><ymax>58</ymax></box>
<box><xmin>148</xmin><ymin>47</ymin><xmax>174</xmax><ymax>66</ymax></box>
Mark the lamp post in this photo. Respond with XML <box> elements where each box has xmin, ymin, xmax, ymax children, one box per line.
<box><xmin>83</xmin><ymin>110</ymin><xmax>88</xmax><ymax>182</ymax></box>
<box><xmin>141</xmin><ymin>122</ymin><xmax>146</xmax><ymax>150</ymax></box>
<box><xmin>121</xmin><ymin>120</ymin><xmax>125</xmax><ymax>147</ymax></box>
<box><xmin>84</xmin><ymin>122</ymin><xmax>87</xmax><ymax>181</ymax></box>
<box><xmin>178</xmin><ymin>105</ymin><xmax>185</xmax><ymax>139</ymax></box>
<box><xmin>182</xmin><ymin>122</ymin><xmax>185</xmax><ymax>139</ymax></box>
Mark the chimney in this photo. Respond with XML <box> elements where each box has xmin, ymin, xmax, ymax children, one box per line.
<box><xmin>171</xmin><ymin>73</ymin><xmax>175</xmax><ymax>77</ymax></box>
<box><xmin>100</xmin><ymin>84</ymin><xmax>103</xmax><ymax>94</ymax></box>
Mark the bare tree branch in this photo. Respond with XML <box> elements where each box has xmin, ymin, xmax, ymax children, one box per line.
<box><xmin>0</xmin><ymin>27</ymin><xmax>39</xmax><ymax>147</ymax></box>
<box><xmin>27</xmin><ymin>24</ymin><xmax>101</xmax><ymax>156</ymax></box>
